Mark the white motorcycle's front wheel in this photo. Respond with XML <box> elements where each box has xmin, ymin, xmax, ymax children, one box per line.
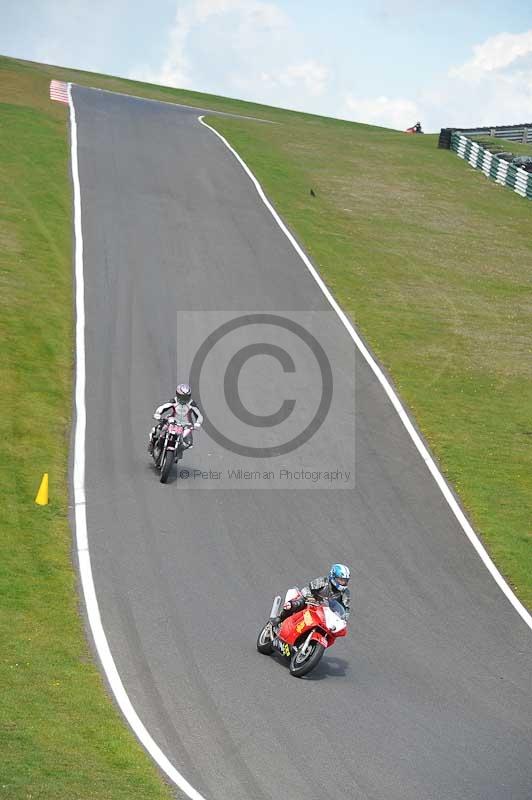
<box><xmin>159</xmin><ymin>448</ymin><xmax>174</xmax><ymax>483</ymax></box>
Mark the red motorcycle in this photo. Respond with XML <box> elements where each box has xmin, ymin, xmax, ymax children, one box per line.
<box><xmin>152</xmin><ymin>417</ymin><xmax>190</xmax><ymax>484</ymax></box>
<box><xmin>257</xmin><ymin>592</ymin><xmax>347</xmax><ymax>677</ymax></box>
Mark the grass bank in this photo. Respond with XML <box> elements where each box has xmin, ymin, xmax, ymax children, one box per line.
<box><xmin>0</xmin><ymin>58</ymin><xmax>174</xmax><ymax>799</ymax></box>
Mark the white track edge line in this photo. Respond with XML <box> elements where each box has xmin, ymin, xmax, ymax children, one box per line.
<box><xmin>197</xmin><ymin>114</ymin><xmax>532</xmax><ymax>632</ymax></box>
<box><xmin>68</xmin><ymin>83</ymin><xmax>208</xmax><ymax>800</ymax></box>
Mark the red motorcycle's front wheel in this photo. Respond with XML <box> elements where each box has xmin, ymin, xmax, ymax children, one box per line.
<box><xmin>289</xmin><ymin>639</ymin><xmax>324</xmax><ymax>677</ymax></box>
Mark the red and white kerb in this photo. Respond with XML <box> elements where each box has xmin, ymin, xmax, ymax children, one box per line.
<box><xmin>50</xmin><ymin>80</ymin><xmax>68</xmax><ymax>104</ymax></box>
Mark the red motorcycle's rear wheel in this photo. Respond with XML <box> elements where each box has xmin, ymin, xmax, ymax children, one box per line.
<box><xmin>256</xmin><ymin>622</ymin><xmax>274</xmax><ymax>654</ymax></box>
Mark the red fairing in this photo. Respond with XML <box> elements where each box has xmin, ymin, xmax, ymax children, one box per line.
<box><xmin>278</xmin><ymin>603</ymin><xmax>347</xmax><ymax>650</ymax></box>
<box><xmin>310</xmin><ymin>631</ymin><xmax>328</xmax><ymax>648</ymax></box>
<box><xmin>332</xmin><ymin>624</ymin><xmax>347</xmax><ymax>638</ymax></box>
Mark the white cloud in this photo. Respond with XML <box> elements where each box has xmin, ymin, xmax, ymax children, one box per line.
<box><xmin>134</xmin><ymin>0</ymin><xmax>330</xmax><ymax>108</ymax></box>
<box><xmin>433</xmin><ymin>74</ymin><xmax>532</xmax><ymax>129</ymax></box>
<box><xmin>341</xmin><ymin>94</ymin><xmax>420</xmax><ymax>130</ymax></box>
<box><xmin>137</xmin><ymin>0</ymin><xmax>290</xmax><ymax>90</ymax></box>
<box><xmin>450</xmin><ymin>30</ymin><xmax>532</xmax><ymax>80</ymax></box>
<box><xmin>341</xmin><ymin>29</ymin><xmax>532</xmax><ymax>133</ymax></box>
<box><xmin>261</xmin><ymin>61</ymin><xmax>330</xmax><ymax>97</ymax></box>
<box><xmin>235</xmin><ymin>2</ymin><xmax>287</xmax><ymax>35</ymax></box>
<box><xmin>135</xmin><ymin>8</ymin><xmax>532</xmax><ymax>133</ymax></box>
<box><xmin>437</xmin><ymin>29</ymin><xmax>532</xmax><ymax>128</ymax></box>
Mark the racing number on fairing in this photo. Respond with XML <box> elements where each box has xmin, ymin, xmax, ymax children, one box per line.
<box><xmin>274</xmin><ymin>639</ymin><xmax>291</xmax><ymax>657</ymax></box>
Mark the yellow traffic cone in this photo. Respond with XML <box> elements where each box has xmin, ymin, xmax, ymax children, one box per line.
<box><xmin>35</xmin><ymin>473</ymin><xmax>49</xmax><ymax>506</ymax></box>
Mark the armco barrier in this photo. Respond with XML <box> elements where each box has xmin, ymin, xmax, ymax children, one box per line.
<box><xmin>439</xmin><ymin>123</ymin><xmax>532</xmax><ymax>145</ymax></box>
<box><xmin>450</xmin><ymin>132</ymin><xmax>532</xmax><ymax>200</ymax></box>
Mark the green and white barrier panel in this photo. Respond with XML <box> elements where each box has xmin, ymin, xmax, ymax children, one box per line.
<box><xmin>450</xmin><ymin>132</ymin><xmax>532</xmax><ymax>199</ymax></box>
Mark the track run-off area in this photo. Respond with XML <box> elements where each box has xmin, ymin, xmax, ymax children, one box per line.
<box><xmin>70</xmin><ymin>85</ymin><xmax>532</xmax><ymax>800</ymax></box>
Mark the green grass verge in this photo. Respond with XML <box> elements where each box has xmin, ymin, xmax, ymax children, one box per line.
<box><xmin>1</xmin><ymin>49</ymin><xmax>531</xmax><ymax>799</ymax></box>
<box><xmin>204</xmin><ymin>116</ymin><xmax>532</xmax><ymax>608</ymax></box>
<box><xmin>0</xmin><ymin>59</ymin><xmax>174</xmax><ymax>799</ymax></box>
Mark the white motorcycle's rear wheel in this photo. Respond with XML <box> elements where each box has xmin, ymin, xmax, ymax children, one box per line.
<box><xmin>256</xmin><ymin>622</ymin><xmax>274</xmax><ymax>655</ymax></box>
<box><xmin>289</xmin><ymin>639</ymin><xmax>324</xmax><ymax>677</ymax></box>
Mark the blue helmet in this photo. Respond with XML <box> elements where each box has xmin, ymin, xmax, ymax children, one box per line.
<box><xmin>329</xmin><ymin>564</ymin><xmax>350</xmax><ymax>592</ymax></box>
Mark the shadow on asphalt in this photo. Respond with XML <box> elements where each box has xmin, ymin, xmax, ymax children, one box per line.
<box><xmin>270</xmin><ymin>652</ymin><xmax>349</xmax><ymax>680</ymax></box>
<box><xmin>301</xmin><ymin>655</ymin><xmax>349</xmax><ymax>681</ymax></box>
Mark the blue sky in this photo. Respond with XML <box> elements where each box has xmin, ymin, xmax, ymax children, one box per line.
<box><xmin>3</xmin><ymin>1</ymin><xmax>532</xmax><ymax>131</ymax></box>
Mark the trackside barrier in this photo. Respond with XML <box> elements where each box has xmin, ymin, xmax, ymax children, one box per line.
<box><xmin>449</xmin><ymin>132</ymin><xmax>532</xmax><ymax>200</ymax></box>
<box><xmin>440</xmin><ymin>123</ymin><xmax>532</xmax><ymax>144</ymax></box>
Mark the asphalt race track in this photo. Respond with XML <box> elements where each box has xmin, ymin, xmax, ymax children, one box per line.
<box><xmin>72</xmin><ymin>86</ymin><xmax>532</xmax><ymax>800</ymax></box>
